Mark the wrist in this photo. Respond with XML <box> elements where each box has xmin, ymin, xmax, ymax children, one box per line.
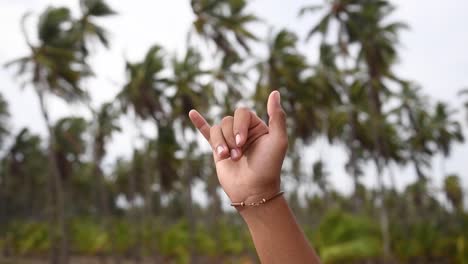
<box><xmin>232</xmin><ymin>185</ymin><xmax>282</xmax><ymax>213</ymax></box>
<box><xmin>239</xmin><ymin>194</ymin><xmax>289</xmax><ymax>222</ymax></box>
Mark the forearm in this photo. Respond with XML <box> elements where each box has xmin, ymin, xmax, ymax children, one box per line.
<box><xmin>240</xmin><ymin>195</ymin><xmax>321</xmax><ymax>264</ymax></box>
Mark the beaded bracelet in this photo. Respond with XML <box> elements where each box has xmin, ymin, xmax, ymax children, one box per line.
<box><xmin>230</xmin><ymin>191</ymin><xmax>285</xmax><ymax>207</ymax></box>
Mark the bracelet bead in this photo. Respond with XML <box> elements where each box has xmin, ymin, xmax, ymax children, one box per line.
<box><xmin>230</xmin><ymin>191</ymin><xmax>284</xmax><ymax>207</ymax></box>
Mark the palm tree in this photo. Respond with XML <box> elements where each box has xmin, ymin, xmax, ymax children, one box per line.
<box><xmin>393</xmin><ymin>85</ymin><xmax>432</xmax><ymax>181</ymax></box>
<box><xmin>118</xmin><ymin>45</ymin><xmax>167</xmax><ymax>123</ymax></box>
<box><xmin>74</xmin><ymin>0</ymin><xmax>116</xmax><ymax>57</ymax></box>
<box><xmin>163</xmin><ymin>47</ymin><xmax>216</xmax><ymax>261</ymax></box>
<box><xmin>5</xmin><ymin>7</ymin><xmax>92</xmax><ymax>263</ymax></box>
<box><xmin>255</xmin><ymin>30</ymin><xmax>334</xmax><ymax>143</ymax></box>
<box><xmin>166</xmin><ymin>47</ymin><xmax>212</xmax><ymax>129</ymax></box>
<box><xmin>430</xmin><ymin>102</ymin><xmax>464</xmax><ymax>157</ymax></box>
<box><xmin>190</xmin><ymin>0</ymin><xmax>258</xmax><ymax>64</ymax></box>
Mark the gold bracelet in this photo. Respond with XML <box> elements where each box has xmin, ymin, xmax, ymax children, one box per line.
<box><xmin>230</xmin><ymin>191</ymin><xmax>284</xmax><ymax>207</ymax></box>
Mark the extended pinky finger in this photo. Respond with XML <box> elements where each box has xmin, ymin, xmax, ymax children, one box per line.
<box><xmin>188</xmin><ymin>109</ymin><xmax>210</xmax><ymax>141</ymax></box>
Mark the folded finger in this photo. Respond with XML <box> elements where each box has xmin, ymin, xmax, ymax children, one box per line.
<box><xmin>221</xmin><ymin>116</ymin><xmax>237</xmax><ymax>149</ymax></box>
<box><xmin>233</xmin><ymin>108</ymin><xmax>266</xmax><ymax>147</ymax></box>
<box><xmin>209</xmin><ymin>125</ymin><xmax>230</xmax><ymax>162</ymax></box>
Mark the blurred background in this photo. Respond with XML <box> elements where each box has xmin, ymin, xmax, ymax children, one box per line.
<box><xmin>1</xmin><ymin>0</ymin><xmax>468</xmax><ymax>263</ymax></box>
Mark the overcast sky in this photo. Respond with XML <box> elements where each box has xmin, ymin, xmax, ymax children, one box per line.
<box><xmin>1</xmin><ymin>0</ymin><xmax>467</xmax><ymax>201</ymax></box>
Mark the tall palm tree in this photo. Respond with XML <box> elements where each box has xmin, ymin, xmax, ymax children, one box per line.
<box><xmin>302</xmin><ymin>1</ymin><xmax>409</xmax><ymax>259</ymax></box>
<box><xmin>89</xmin><ymin>103</ymin><xmax>121</xmax><ymax>262</ymax></box>
<box><xmin>6</xmin><ymin>7</ymin><xmax>91</xmax><ymax>263</ymax></box>
<box><xmin>118</xmin><ymin>44</ymin><xmax>169</xmax><ymax>200</ymax></box>
<box><xmin>190</xmin><ymin>0</ymin><xmax>257</xmax><ymax>120</ymax></box>
<box><xmin>118</xmin><ymin>45</ymin><xmax>173</xmax><ymax>261</ymax></box>
<box><xmin>163</xmin><ymin>47</ymin><xmax>215</xmax><ymax>262</ymax></box>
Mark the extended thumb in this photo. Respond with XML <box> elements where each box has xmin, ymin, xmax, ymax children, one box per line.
<box><xmin>267</xmin><ymin>91</ymin><xmax>287</xmax><ymax>138</ymax></box>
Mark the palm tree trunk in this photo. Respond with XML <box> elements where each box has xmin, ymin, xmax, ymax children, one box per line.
<box><xmin>140</xmin><ymin>153</ymin><xmax>157</xmax><ymax>262</ymax></box>
<box><xmin>375</xmin><ymin>159</ymin><xmax>391</xmax><ymax>262</ymax></box>
<box><xmin>36</xmin><ymin>89</ymin><xmax>68</xmax><ymax>264</ymax></box>
<box><xmin>348</xmin><ymin>111</ymin><xmax>362</xmax><ymax>211</ymax></box>
<box><xmin>85</xmin><ymin>102</ymin><xmax>120</xmax><ymax>264</ymax></box>
<box><xmin>340</xmin><ymin>51</ymin><xmax>362</xmax><ymax>212</ymax></box>
<box><xmin>364</xmin><ymin>50</ymin><xmax>393</xmax><ymax>261</ymax></box>
<box><xmin>405</xmin><ymin>104</ymin><xmax>426</xmax><ymax>182</ymax></box>
<box><xmin>93</xmin><ymin>155</ymin><xmax>117</xmax><ymax>264</ymax></box>
<box><xmin>138</xmin><ymin>122</ymin><xmax>159</xmax><ymax>262</ymax></box>
<box><xmin>184</xmin><ymin>159</ymin><xmax>197</xmax><ymax>264</ymax></box>
<box><xmin>127</xmin><ymin>168</ymin><xmax>142</xmax><ymax>264</ymax></box>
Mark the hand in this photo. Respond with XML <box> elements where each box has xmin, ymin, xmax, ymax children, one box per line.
<box><xmin>188</xmin><ymin>91</ymin><xmax>288</xmax><ymax>205</ymax></box>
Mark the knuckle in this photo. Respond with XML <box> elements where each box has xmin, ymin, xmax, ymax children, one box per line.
<box><xmin>235</xmin><ymin>107</ymin><xmax>249</xmax><ymax>114</ymax></box>
<box><xmin>221</xmin><ymin>116</ymin><xmax>233</xmax><ymax>124</ymax></box>
<box><xmin>273</xmin><ymin>110</ymin><xmax>287</xmax><ymax>126</ymax></box>
<box><xmin>276</xmin><ymin>109</ymin><xmax>286</xmax><ymax>120</ymax></box>
<box><xmin>210</xmin><ymin>124</ymin><xmax>220</xmax><ymax>133</ymax></box>
<box><xmin>277</xmin><ymin>136</ymin><xmax>289</xmax><ymax>151</ymax></box>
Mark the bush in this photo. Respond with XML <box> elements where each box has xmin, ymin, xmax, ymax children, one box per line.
<box><xmin>7</xmin><ymin>221</ymin><xmax>50</xmax><ymax>255</ymax></box>
<box><xmin>313</xmin><ymin>209</ymin><xmax>382</xmax><ymax>263</ymax></box>
<box><xmin>70</xmin><ymin>218</ymin><xmax>109</xmax><ymax>255</ymax></box>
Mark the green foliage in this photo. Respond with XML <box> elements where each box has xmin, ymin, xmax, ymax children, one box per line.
<box><xmin>7</xmin><ymin>222</ymin><xmax>50</xmax><ymax>255</ymax></box>
<box><xmin>158</xmin><ymin>221</ymin><xmax>190</xmax><ymax>264</ymax></box>
<box><xmin>111</xmin><ymin>219</ymin><xmax>136</xmax><ymax>254</ymax></box>
<box><xmin>444</xmin><ymin>174</ymin><xmax>464</xmax><ymax>211</ymax></box>
<box><xmin>218</xmin><ymin>220</ymin><xmax>248</xmax><ymax>255</ymax></box>
<box><xmin>70</xmin><ymin>219</ymin><xmax>108</xmax><ymax>254</ymax></box>
<box><xmin>314</xmin><ymin>210</ymin><xmax>382</xmax><ymax>263</ymax></box>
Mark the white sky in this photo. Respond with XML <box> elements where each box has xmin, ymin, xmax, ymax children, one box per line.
<box><xmin>1</xmin><ymin>0</ymin><xmax>467</xmax><ymax>200</ymax></box>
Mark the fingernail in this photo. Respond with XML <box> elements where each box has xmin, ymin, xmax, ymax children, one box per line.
<box><xmin>217</xmin><ymin>145</ymin><xmax>224</xmax><ymax>155</ymax></box>
<box><xmin>231</xmin><ymin>149</ymin><xmax>238</xmax><ymax>159</ymax></box>
<box><xmin>235</xmin><ymin>134</ymin><xmax>242</xmax><ymax>146</ymax></box>
<box><xmin>275</xmin><ymin>91</ymin><xmax>281</xmax><ymax>106</ymax></box>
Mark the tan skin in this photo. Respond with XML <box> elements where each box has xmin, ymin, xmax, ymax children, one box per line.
<box><xmin>189</xmin><ymin>91</ymin><xmax>321</xmax><ymax>264</ymax></box>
